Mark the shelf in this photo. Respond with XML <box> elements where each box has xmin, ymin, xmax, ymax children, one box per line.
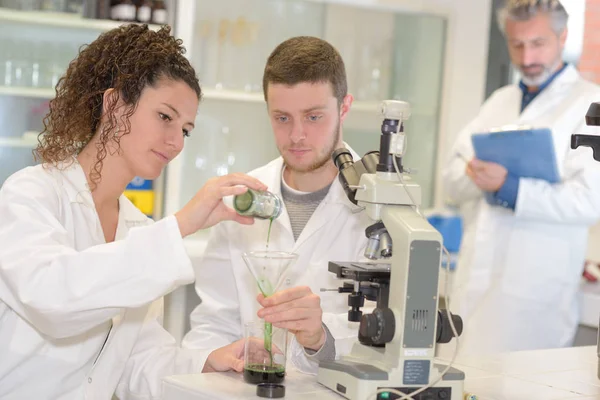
<box><xmin>0</xmin><ymin>86</ymin><xmax>55</xmax><ymax>99</ymax></box>
<box><xmin>300</xmin><ymin>0</ymin><xmax>451</xmax><ymax>16</ymax></box>
<box><xmin>201</xmin><ymin>89</ymin><xmax>264</xmax><ymax>103</ymax></box>
<box><xmin>352</xmin><ymin>101</ymin><xmax>381</xmax><ymax>114</ymax></box>
<box><xmin>0</xmin><ymin>86</ymin><xmax>433</xmax><ymax>123</ymax></box>
<box><xmin>201</xmin><ymin>89</ymin><xmax>385</xmax><ymax>112</ymax></box>
<box><xmin>0</xmin><ymin>134</ymin><xmax>38</xmax><ymax>149</ymax></box>
<box><xmin>0</xmin><ymin>8</ymin><xmax>161</xmax><ymax>32</ymax></box>
<box><xmin>0</xmin><ymin>87</ymin><xmax>265</xmax><ymax>102</ymax></box>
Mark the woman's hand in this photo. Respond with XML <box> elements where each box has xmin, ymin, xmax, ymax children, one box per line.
<box><xmin>175</xmin><ymin>173</ymin><xmax>267</xmax><ymax>237</ymax></box>
<box><xmin>202</xmin><ymin>339</ymin><xmax>245</xmax><ymax>373</ymax></box>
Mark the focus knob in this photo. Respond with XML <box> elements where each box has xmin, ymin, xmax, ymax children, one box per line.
<box><xmin>359</xmin><ymin>308</ymin><xmax>396</xmax><ymax>345</ymax></box>
<box><xmin>436</xmin><ymin>309</ymin><xmax>463</xmax><ymax>344</ymax></box>
<box><xmin>359</xmin><ymin>313</ymin><xmax>379</xmax><ymax>338</ymax></box>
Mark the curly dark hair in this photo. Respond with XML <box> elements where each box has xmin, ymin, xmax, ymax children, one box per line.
<box><xmin>35</xmin><ymin>24</ymin><xmax>201</xmax><ymax>187</ymax></box>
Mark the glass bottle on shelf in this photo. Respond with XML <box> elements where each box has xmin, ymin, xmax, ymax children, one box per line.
<box><xmin>11</xmin><ymin>40</ymin><xmax>33</xmax><ymax>88</ymax></box>
<box><xmin>110</xmin><ymin>0</ymin><xmax>136</xmax><ymax>22</ymax></box>
<box><xmin>97</xmin><ymin>0</ymin><xmax>111</xmax><ymax>19</ymax></box>
<box><xmin>151</xmin><ymin>0</ymin><xmax>168</xmax><ymax>25</ymax></box>
<box><xmin>30</xmin><ymin>42</ymin><xmax>42</xmax><ymax>88</ymax></box>
<box><xmin>17</xmin><ymin>0</ymin><xmax>38</xmax><ymax>11</ymax></box>
<box><xmin>2</xmin><ymin>39</ymin><xmax>14</xmax><ymax>87</ymax></box>
<box><xmin>64</xmin><ymin>0</ymin><xmax>83</xmax><ymax>14</ymax></box>
<box><xmin>228</xmin><ymin>16</ymin><xmax>255</xmax><ymax>91</ymax></box>
<box><xmin>214</xmin><ymin>17</ymin><xmax>231</xmax><ymax>90</ymax></box>
<box><xmin>83</xmin><ymin>0</ymin><xmax>111</xmax><ymax>19</ymax></box>
<box><xmin>136</xmin><ymin>0</ymin><xmax>152</xmax><ymax>23</ymax></box>
<box><xmin>39</xmin><ymin>0</ymin><xmax>67</xmax><ymax>12</ymax></box>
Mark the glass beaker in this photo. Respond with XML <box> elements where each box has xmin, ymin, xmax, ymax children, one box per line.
<box><xmin>242</xmin><ymin>251</ymin><xmax>297</xmax><ymax>297</ymax></box>
<box><xmin>243</xmin><ymin>320</ymin><xmax>288</xmax><ymax>384</ymax></box>
<box><xmin>242</xmin><ymin>251</ymin><xmax>297</xmax><ymax>385</ymax></box>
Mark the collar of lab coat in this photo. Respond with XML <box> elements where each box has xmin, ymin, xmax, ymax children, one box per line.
<box><xmin>519</xmin><ymin>64</ymin><xmax>581</xmax><ymax>121</ymax></box>
<box><xmin>542</xmin><ymin>63</ymin><xmax>579</xmax><ymax>92</ymax></box>
<box><xmin>260</xmin><ymin>143</ymin><xmax>363</xmax><ymax>213</ymax></box>
<box><xmin>53</xmin><ymin>158</ymin><xmax>150</xmax><ymax>225</ymax></box>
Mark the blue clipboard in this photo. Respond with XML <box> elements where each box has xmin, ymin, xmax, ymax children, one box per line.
<box><xmin>471</xmin><ymin>128</ymin><xmax>560</xmax><ymax>183</ymax></box>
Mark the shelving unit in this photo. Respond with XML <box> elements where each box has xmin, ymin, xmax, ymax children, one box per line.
<box><xmin>0</xmin><ymin>85</ymin><xmax>386</xmax><ymax>118</ymax></box>
<box><xmin>201</xmin><ymin>88</ymin><xmax>263</xmax><ymax>103</ymax></box>
<box><xmin>0</xmin><ymin>134</ymin><xmax>38</xmax><ymax>149</ymax></box>
<box><xmin>0</xmin><ymin>7</ymin><xmax>161</xmax><ymax>32</ymax></box>
<box><xmin>0</xmin><ymin>86</ymin><xmax>54</xmax><ymax>99</ymax></box>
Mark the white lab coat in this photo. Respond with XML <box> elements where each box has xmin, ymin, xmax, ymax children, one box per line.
<box><xmin>0</xmin><ymin>161</ymin><xmax>208</xmax><ymax>400</ymax></box>
<box><xmin>442</xmin><ymin>65</ymin><xmax>600</xmax><ymax>356</ymax></box>
<box><xmin>183</xmin><ymin>155</ymin><xmax>372</xmax><ymax>373</ymax></box>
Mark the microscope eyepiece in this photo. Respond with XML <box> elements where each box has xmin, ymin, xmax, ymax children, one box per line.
<box><xmin>332</xmin><ymin>148</ymin><xmax>354</xmax><ymax>170</ymax></box>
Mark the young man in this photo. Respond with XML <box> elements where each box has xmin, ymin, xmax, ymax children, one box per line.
<box><xmin>182</xmin><ymin>37</ymin><xmax>371</xmax><ymax>373</ymax></box>
<box><xmin>442</xmin><ymin>0</ymin><xmax>600</xmax><ymax>356</ymax></box>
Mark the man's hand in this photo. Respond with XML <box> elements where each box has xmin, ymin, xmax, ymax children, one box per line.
<box><xmin>257</xmin><ymin>286</ymin><xmax>325</xmax><ymax>351</ymax></box>
<box><xmin>466</xmin><ymin>159</ymin><xmax>508</xmax><ymax>192</ymax></box>
<box><xmin>202</xmin><ymin>339</ymin><xmax>245</xmax><ymax>373</ymax></box>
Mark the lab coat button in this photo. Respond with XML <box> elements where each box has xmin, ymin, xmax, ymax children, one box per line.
<box><xmin>285</xmin><ymin>278</ymin><xmax>291</xmax><ymax>286</ymax></box>
<box><xmin>88</xmin><ymin>377</ymin><xmax>92</xmax><ymax>384</ymax></box>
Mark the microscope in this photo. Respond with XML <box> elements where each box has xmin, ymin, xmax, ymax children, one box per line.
<box><xmin>317</xmin><ymin>100</ymin><xmax>464</xmax><ymax>400</ymax></box>
<box><xmin>570</xmin><ymin>101</ymin><xmax>600</xmax><ymax>380</ymax></box>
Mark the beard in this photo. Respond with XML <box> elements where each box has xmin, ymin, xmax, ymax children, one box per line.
<box><xmin>518</xmin><ymin>57</ymin><xmax>562</xmax><ymax>87</ymax></box>
<box><xmin>282</xmin><ymin>119</ymin><xmax>341</xmax><ymax>174</ymax></box>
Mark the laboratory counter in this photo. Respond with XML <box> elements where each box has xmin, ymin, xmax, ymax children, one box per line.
<box><xmin>162</xmin><ymin>345</ymin><xmax>600</xmax><ymax>400</ymax></box>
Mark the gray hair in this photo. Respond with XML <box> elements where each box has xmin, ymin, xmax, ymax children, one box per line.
<box><xmin>496</xmin><ymin>0</ymin><xmax>569</xmax><ymax>36</ymax></box>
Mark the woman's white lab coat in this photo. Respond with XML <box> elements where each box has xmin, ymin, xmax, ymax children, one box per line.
<box><xmin>442</xmin><ymin>65</ymin><xmax>600</xmax><ymax>356</ymax></box>
<box><xmin>0</xmin><ymin>161</ymin><xmax>207</xmax><ymax>399</ymax></box>
<box><xmin>183</xmin><ymin>156</ymin><xmax>371</xmax><ymax>373</ymax></box>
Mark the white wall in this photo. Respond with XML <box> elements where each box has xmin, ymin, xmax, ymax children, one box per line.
<box><xmin>563</xmin><ymin>0</ymin><xmax>586</xmax><ymax>65</ymax></box>
<box><xmin>432</xmin><ymin>0</ymin><xmax>493</xmax><ymax>207</ymax></box>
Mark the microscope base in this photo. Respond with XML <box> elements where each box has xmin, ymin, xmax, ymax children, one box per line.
<box><xmin>317</xmin><ymin>360</ymin><xmax>464</xmax><ymax>400</ymax></box>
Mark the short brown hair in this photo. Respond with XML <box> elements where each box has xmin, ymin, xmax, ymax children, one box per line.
<box><xmin>262</xmin><ymin>36</ymin><xmax>347</xmax><ymax>105</ymax></box>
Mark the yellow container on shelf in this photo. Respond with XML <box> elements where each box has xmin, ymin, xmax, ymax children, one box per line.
<box><xmin>124</xmin><ymin>177</ymin><xmax>154</xmax><ymax>217</ymax></box>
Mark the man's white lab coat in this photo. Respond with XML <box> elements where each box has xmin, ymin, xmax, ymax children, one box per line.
<box><xmin>442</xmin><ymin>65</ymin><xmax>600</xmax><ymax>355</ymax></box>
<box><xmin>183</xmin><ymin>156</ymin><xmax>371</xmax><ymax>373</ymax></box>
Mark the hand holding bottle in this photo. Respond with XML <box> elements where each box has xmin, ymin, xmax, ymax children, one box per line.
<box><xmin>175</xmin><ymin>173</ymin><xmax>267</xmax><ymax>237</ymax></box>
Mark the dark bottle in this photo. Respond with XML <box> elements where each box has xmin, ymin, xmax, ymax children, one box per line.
<box><xmin>110</xmin><ymin>0</ymin><xmax>136</xmax><ymax>21</ymax></box>
<box><xmin>96</xmin><ymin>0</ymin><xmax>112</xmax><ymax>19</ymax></box>
<box><xmin>151</xmin><ymin>0</ymin><xmax>168</xmax><ymax>25</ymax></box>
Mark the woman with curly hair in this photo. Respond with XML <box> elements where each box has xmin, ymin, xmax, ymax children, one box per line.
<box><xmin>0</xmin><ymin>24</ymin><xmax>264</xmax><ymax>399</ymax></box>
